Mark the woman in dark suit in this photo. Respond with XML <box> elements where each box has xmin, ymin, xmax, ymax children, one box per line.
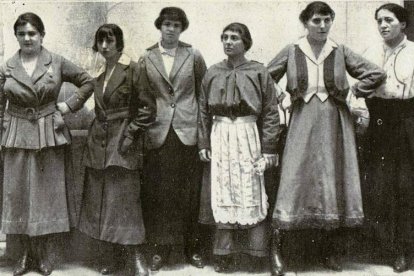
<box><xmin>0</xmin><ymin>13</ymin><xmax>94</xmax><ymax>275</ymax></box>
<box><xmin>140</xmin><ymin>6</ymin><xmax>207</xmax><ymax>272</ymax></box>
<box><xmin>77</xmin><ymin>24</ymin><xmax>155</xmax><ymax>276</ymax></box>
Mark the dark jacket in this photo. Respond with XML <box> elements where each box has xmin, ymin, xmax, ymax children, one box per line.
<box><xmin>83</xmin><ymin>54</ymin><xmax>156</xmax><ymax>170</ymax></box>
<box><xmin>0</xmin><ymin>47</ymin><xmax>94</xmax><ymax>149</ymax></box>
<box><xmin>141</xmin><ymin>41</ymin><xmax>206</xmax><ymax>149</ymax></box>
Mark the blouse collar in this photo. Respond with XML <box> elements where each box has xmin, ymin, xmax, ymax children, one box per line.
<box><xmin>296</xmin><ymin>36</ymin><xmax>338</xmax><ymax>65</ymax></box>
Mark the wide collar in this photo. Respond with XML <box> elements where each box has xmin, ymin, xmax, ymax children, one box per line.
<box><xmin>6</xmin><ymin>47</ymin><xmax>53</xmax><ymax>94</ymax></box>
<box><xmin>95</xmin><ymin>53</ymin><xmax>131</xmax><ymax>109</ymax></box>
<box><xmin>146</xmin><ymin>41</ymin><xmax>192</xmax><ymax>86</ymax></box>
<box><xmin>295</xmin><ymin>36</ymin><xmax>338</xmax><ymax>65</ymax></box>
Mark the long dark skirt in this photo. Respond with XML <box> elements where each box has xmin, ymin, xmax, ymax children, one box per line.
<box><xmin>364</xmin><ymin>97</ymin><xmax>414</xmax><ymax>246</ymax></box>
<box><xmin>1</xmin><ymin>146</ymin><xmax>77</xmax><ymax>236</ymax></box>
<box><xmin>142</xmin><ymin>129</ymin><xmax>202</xmax><ymax>245</ymax></box>
<box><xmin>273</xmin><ymin>96</ymin><xmax>363</xmax><ymax>230</ymax></box>
<box><xmin>78</xmin><ymin>166</ymin><xmax>145</xmax><ymax>245</ymax></box>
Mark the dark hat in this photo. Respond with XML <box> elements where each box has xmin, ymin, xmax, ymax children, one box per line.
<box><xmin>154</xmin><ymin>7</ymin><xmax>189</xmax><ymax>31</ymax></box>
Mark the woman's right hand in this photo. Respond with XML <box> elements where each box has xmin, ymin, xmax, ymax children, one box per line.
<box><xmin>281</xmin><ymin>94</ymin><xmax>292</xmax><ymax>112</ymax></box>
<box><xmin>199</xmin><ymin>149</ymin><xmax>211</xmax><ymax>162</ymax></box>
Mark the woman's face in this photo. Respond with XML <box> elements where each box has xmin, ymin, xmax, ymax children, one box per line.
<box><xmin>222</xmin><ymin>30</ymin><xmax>245</xmax><ymax>58</ymax></box>
<box><xmin>97</xmin><ymin>35</ymin><xmax>119</xmax><ymax>60</ymax></box>
<box><xmin>15</xmin><ymin>23</ymin><xmax>43</xmax><ymax>56</ymax></box>
<box><xmin>305</xmin><ymin>13</ymin><xmax>333</xmax><ymax>42</ymax></box>
<box><xmin>376</xmin><ymin>9</ymin><xmax>405</xmax><ymax>43</ymax></box>
<box><xmin>160</xmin><ymin>19</ymin><xmax>182</xmax><ymax>46</ymax></box>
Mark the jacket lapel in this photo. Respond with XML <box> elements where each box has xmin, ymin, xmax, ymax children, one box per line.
<box><xmin>103</xmin><ymin>63</ymin><xmax>128</xmax><ymax>104</ymax></box>
<box><xmin>147</xmin><ymin>44</ymin><xmax>173</xmax><ymax>87</ymax></box>
<box><xmin>31</xmin><ymin>48</ymin><xmax>52</xmax><ymax>84</ymax></box>
<box><xmin>7</xmin><ymin>51</ymin><xmax>37</xmax><ymax>94</ymax></box>
<box><xmin>95</xmin><ymin>73</ymin><xmax>106</xmax><ymax>109</ymax></box>
<box><xmin>169</xmin><ymin>45</ymin><xmax>190</xmax><ymax>82</ymax></box>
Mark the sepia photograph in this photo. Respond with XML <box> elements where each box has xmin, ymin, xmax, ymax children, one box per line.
<box><xmin>0</xmin><ymin>0</ymin><xmax>411</xmax><ymax>275</ymax></box>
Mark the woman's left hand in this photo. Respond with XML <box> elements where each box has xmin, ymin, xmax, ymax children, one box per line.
<box><xmin>56</xmin><ymin>102</ymin><xmax>71</xmax><ymax>115</ymax></box>
<box><xmin>119</xmin><ymin>136</ymin><xmax>133</xmax><ymax>154</ymax></box>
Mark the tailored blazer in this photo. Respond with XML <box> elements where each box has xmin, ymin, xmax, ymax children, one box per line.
<box><xmin>0</xmin><ymin>47</ymin><xmax>94</xmax><ymax>149</ymax></box>
<box><xmin>141</xmin><ymin>41</ymin><xmax>207</xmax><ymax>149</ymax></box>
<box><xmin>83</xmin><ymin>54</ymin><xmax>156</xmax><ymax>170</ymax></box>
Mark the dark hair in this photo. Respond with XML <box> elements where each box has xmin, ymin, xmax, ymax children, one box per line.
<box><xmin>299</xmin><ymin>1</ymin><xmax>335</xmax><ymax>24</ymax></box>
<box><xmin>92</xmin><ymin>24</ymin><xmax>124</xmax><ymax>52</ymax></box>
<box><xmin>154</xmin><ymin>7</ymin><xmax>189</xmax><ymax>32</ymax></box>
<box><xmin>221</xmin><ymin>22</ymin><xmax>253</xmax><ymax>51</ymax></box>
<box><xmin>14</xmin><ymin>12</ymin><xmax>45</xmax><ymax>36</ymax></box>
<box><xmin>375</xmin><ymin>3</ymin><xmax>409</xmax><ymax>28</ymax></box>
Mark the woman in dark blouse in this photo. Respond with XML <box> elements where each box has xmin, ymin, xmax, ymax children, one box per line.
<box><xmin>198</xmin><ymin>22</ymin><xmax>282</xmax><ymax>273</ymax></box>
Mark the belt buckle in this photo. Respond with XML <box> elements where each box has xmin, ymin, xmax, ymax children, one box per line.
<box><xmin>377</xmin><ymin>118</ymin><xmax>383</xmax><ymax>126</ymax></box>
<box><xmin>26</xmin><ymin>107</ymin><xmax>36</xmax><ymax>121</ymax></box>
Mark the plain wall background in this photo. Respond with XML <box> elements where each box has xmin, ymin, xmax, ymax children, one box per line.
<box><xmin>0</xmin><ymin>0</ymin><xmax>403</xmax><ymax>70</ymax></box>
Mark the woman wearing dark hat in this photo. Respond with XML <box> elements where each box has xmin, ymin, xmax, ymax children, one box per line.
<box><xmin>198</xmin><ymin>22</ymin><xmax>282</xmax><ymax>273</ymax></box>
<box><xmin>140</xmin><ymin>6</ymin><xmax>207</xmax><ymax>271</ymax></box>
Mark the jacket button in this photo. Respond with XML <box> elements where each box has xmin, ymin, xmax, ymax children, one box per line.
<box><xmin>168</xmin><ymin>87</ymin><xmax>174</xmax><ymax>95</ymax></box>
<box><xmin>377</xmin><ymin>119</ymin><xmax>383</xmax><ymax>125</ymax></box>
<box><xmin>171</xmin><ymin>103</ymin><xmax>176</xmax><ymax>108</ymax></box>
<box><xmin>101</xmin><ymin>141</ymin><xmax>106</xmax><ymax>147</ymax></box>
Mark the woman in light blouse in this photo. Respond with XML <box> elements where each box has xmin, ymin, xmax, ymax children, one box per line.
<box><xmin>267</xmin><ymin>1</ymin><xmax>386</xmax><ymax>274</ymax></box>
<box><xmin>362</xmin><ymin>3</ymin><xmax>414</xmax><ymax>273</ymax></box>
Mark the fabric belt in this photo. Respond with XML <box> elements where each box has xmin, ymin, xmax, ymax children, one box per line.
<box><xmin>95</xmin><ymin>107</ymin><xmax>130</xmax><ymax>122</ymax></box>
<box><xmin>7</xmin><ymin>102</ymin><xmax>57</xmax><ymax>121</ymax></box>
<box><xmin>213</xmin><ymin>115</ymin><xmax>257</xmax><ymax>124</ymax></box>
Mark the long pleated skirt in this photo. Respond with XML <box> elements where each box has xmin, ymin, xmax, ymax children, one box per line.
<box><xmin>273</xmin><ymin>96</ymin><xmax>364</xmax><ymax>230</ymax></box>
<box><xmin>1</xmin><ymin>146</ymin><xmax>77</xmax><ymax>236</ymax></box>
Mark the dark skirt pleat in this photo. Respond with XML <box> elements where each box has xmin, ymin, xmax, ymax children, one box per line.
<box><xmin>78</xmin><ymin>166</ymin><xmax>145</xmax><ymax>245</ymax></box>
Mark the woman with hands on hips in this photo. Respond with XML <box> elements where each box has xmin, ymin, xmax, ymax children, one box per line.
<box><xmin>198</xmin><ymin>22</ymin><xmax>282</xmax><ymax>273</ymax></box>
<box><xmin>267</xmin><ymin>2</ymin><xmax>386</xmax><ymax>274</ymax></box>
<box><xmin>0</xmin><ymin>12</ymin><xmax>94</xmax><ymax>276</ymax></box>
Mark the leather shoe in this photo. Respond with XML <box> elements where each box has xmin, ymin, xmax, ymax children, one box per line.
<box><xmin>324</xmin><ymin>255</ymin><xmax>342</xmax><ymax>272</ymax></box>
<box><xmin>13</xmin><ymin>251</ymin><xmax>31</xmax><ymax>276</ymax></box>
<box><xmin>132</xmin><ymin>250</ymin><xmax>148</xmax><ymax>276</ymax></box>
<box><xmin>270</xmin><ymin>229</ymin><xmax>285</xmax><ymax>276</ymax></box>
<box><xmin>187</xmin><ymin>252</ymin><xmax>205</xmax><ymax>268</ymax></box>
<box><xmin>214</xmin><ymin>255</ymin><xmax>234</xmax><ymax>273</ymax></box>
<box><xmin>100</xmin><ymin>263</ymin><xmax>119</xmax><ymax>275</ymax></box>
<box><xmin>38</xmin><ymin>259</ymin><xmax>53</xmax><ymax>276</ymax></box>
<box><xmin>393</xmin><ymin>254</ymin><xmax>409</xmax><ymax>273</ymax></box>
<box><xmin>150</xmin><ymin>254</ymin><xmax>165</xmax><ymax>271</ymax></box>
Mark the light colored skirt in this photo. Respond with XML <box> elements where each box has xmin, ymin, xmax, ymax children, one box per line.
<box><xmin>210</xmin><ymin>115</ymin><xmax>268</xmax><ymax>226</ymax></box>
<box><xmin>2</xmin><ymin>147</ymin><xmax>76</xmax><ymax>236</ymax></box>
<box><xmin>273</xmin><ymin>96</ymin><xmax>363</xmax><ymax>230</ymax></box>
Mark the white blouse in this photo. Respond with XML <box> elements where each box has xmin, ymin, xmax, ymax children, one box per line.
<box><xmin>159</xmin><ymin>42</ymin><xmax>176</xmax><ymax>77</ymax></box>
<box><xmin>364</xmin><ymin>36</ymin><xmax>414</xmax><ymax>99</ymax></box>
<box><xmin>296</xmin><ymin>37</ymin><xmax>337</xmax><ymax>103</ymax></box>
